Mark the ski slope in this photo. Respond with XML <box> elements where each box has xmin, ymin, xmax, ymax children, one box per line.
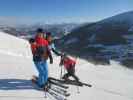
<box><xmin>0</xmin><ymin>32</ymin><xmax>133</xmax><ymax>100</ymax></box>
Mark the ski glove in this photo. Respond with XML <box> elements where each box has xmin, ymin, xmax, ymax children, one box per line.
<box><xmin>50</xmin><ymin>58</ymin><xmax>53</xmax><ymax>64</ymax></box>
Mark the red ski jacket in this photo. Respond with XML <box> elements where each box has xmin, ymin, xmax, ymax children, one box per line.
<box><xmin>35</xmin><ymin>36</ymin><xmax>48</xmax><ymax>46</ymax></box>
<box><xmin>30</xmin><ymin>43</ymin><xmax>37</xmax><ymax>54</ymax></box>
<box><xmin>30</xmin><ymin>36</ymin><xmax>50</xmax><ymax>60</ymax></box>
<box><xmin>63</xmin><ymin>57</ymin><xmax>76</xmax><ymax>70</ymax></box>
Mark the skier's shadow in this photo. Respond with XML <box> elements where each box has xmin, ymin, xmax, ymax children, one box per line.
<box><xmin>0</xmin><ymin>79</ymin><xmax>38</xmax><ymax>90</ymax></box>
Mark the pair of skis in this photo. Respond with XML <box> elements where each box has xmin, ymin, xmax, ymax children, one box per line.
<box><xmin>32</xmin><ymin>76</ymin><xmax>92</xmax><ymax>100</ymax></box>
<box><xmin>46</xmin><ymin>77</ymin><xmax>92</xmax><ymax>100</ymax></box>
<box><xmin>46</xmin><ymin>86</ymin><xmax>70</xmax><ymax>100</ymax></box>
<box><xmin>48</xmin><ymin>84</ymin><xmax>70</xmax><ymax>96</ymax></box>
<box><xmin>47</xmin><ymin>89</ymin><xmax>67</xmax><ymax>100</ymax></box>
<box><xmin>49</xmin><ymin>77</ymin><xmax>92</xmax><ymax>87</ymax></box>
<box><xmin>31</xmin><ymin>76</ymin><xmax>70</xmax><ymax>100</ymax></box>
<box><xmin>47</xmin><ymin>78</ymin><xmax>70</xmax><ymax>100</ymax></box>
<box><xmin>48</xmin><ymin>78</ymin><xmax>69</xmax><ymax>89</ymax></box>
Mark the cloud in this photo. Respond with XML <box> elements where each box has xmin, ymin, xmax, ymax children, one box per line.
<box><xmin>0</xmin><ymin>16</ymin><xmax>17</xmax><ymax>26</ymax></box>
<box><xmin>0</xmin><ymin>16</ymin><xmax>37</xmax><ymax>26</ymax></box>
<box><xmin>0</xmin><ymin>16</ymin><xmax>102</xmax><ymax>26</ymax></box>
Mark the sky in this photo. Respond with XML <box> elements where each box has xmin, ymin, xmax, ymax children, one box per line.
<box><xmin>0</xmin><ymin>0</ymin><xmax>132</xmax><ymax>25</ymax></box>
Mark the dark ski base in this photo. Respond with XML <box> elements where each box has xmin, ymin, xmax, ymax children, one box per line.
<box><xmin>51</xmin><ymin>85</ymin><xmax>67</xmax><ymax>93</ymax></box>
<box><xmin>49</xmin><ymin>77</ymin><xmax>92</xmax><ymax>87</ymax></box>
<box><xmin>50</xmin><ymin>86</ymin><xmax>70</xmax><ymax>97</ymax></box>
<box><xmin>31</xmin><ymin>76</ymin><xmax>69</xmax><ymax>100</ymax></box>
<box><xmin>47</xmin><ymin>89</ymin><xmax>67</xmax><ymax>100</ymax></box>
<box><xmin>48</xmin><ymin>78</ymin><xmax>69</xmax><ymax>89</ymax></box>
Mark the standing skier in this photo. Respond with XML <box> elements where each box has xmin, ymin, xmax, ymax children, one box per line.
<box><xmin>59</xmin><ymin>54</ymin><xmax>79</xmax><ymax>82</ymax></box>
<box><xmin>46</xmin><ymin>32</ymin><xmax>62</xmax><ymax>56</ymax></box>
<box><xmin>29</xmin><ymin>28</ymin><xmax>52</xmax><ymax>89</ymax></box>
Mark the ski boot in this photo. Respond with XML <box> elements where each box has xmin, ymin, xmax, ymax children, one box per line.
<box><xmin>31</xmin><ymin>75</ymin><xmax>38</xmax><ymax>84</ymax></box>
<box><xmin>43</xmin><ymin>80</ymin><xmax>51</xmax><ymax>92</ymax></box>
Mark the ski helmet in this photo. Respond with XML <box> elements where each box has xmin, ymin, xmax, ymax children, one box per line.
<box><xmin>36</xmin><ymin>28</ymin><xmax>44</xmax><ymax>33</ymax></box>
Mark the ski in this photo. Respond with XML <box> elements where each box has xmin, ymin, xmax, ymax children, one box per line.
<box><xmin>49</xmin><ymin>77</ymin><xmax>92</xmax><ymax>87</ymax></box>
<box><xmin>49</xmin><ymin>78</ymin><xmax>82</xmax><ymax>87</ymax></box>
<box><xmin>31</xmin><ymin>76</ymin><xmax>68</xmax><ymax>89</ymax></box>
<box><xmin>49</xmin><ymin>79</ymin><xmax>69</xmax><ymax>89</ymax></box>
<box><xmin>81</xmin><ymin>82</ymin><xmax>92</xmax><ymax>87</ymax></box>
<box><xmin>62</xmin><ymin>80</ymin><xmax>92</xmax><ymax>87</ymax></box>
<box><xmin>50</xmin><ymin>86</ymin><xmax>70</xmax><ymax>97</ymax></box>
<box><xmin>51</xmin><ymin>85</ymin><xmax>67</xmax><ymax>93</ymax></box>
<box><xmin>47</xmin><ymin>89</ymin><xmax>67</xmax><ymax>100</ymax></box>
<box><xmin>31</xmin><ymin>76</ymin><xmax>68</xmax><ymax>100</ymax></box>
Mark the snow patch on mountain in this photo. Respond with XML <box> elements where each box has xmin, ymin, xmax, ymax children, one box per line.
<box><xmin>65</xmin><ymin>38</ymin><xmax>79</xmax><ymax>45</ymax></box>
<box><xmin>89</xmin><ymin>34</ymin><xmax>96</xmax><ymax>43</ymax></box>
<box><xmin>101</xmin><ymin>11</ymin><xmax>133</xmax><ymax>25</ymax></box>
<box><xmin>128</xmin><ymin>26</ymin><xmax>133</xmax><ymax>32</ymax></box>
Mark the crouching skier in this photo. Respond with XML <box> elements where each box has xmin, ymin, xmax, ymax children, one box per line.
<box><xmin>29</xmin><ymin>28</ymin><xmax>53</xmax><ymax>90</ymax></box>
<box><xmin>59</xmin><ymin>54</ymin><xmax>79</xmax><ymax>82</ymax></box>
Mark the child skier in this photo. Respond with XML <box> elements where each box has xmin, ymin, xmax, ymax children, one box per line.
<box><xmin>59</xmin><ymin>54</ymin><xmax>79</xmax><ymax>82</ymax></box>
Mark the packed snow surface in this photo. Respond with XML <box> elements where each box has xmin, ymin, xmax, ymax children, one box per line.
<box><xmin>0</xmin><ymin>32</ymin><xmax>133</xmax><ymax>100</ymax></box>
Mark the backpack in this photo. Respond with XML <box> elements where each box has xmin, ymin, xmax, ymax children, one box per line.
<box><xmin>33</xmin><ymin>45</ymin><xmax>49</xmax><ymax>61</ymax></box>
<box><xmin>33</xmin><ymin>36</ymin><xmax>50</xmax><ymax>61</ymax></box>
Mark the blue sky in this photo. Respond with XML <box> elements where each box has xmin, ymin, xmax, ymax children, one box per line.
<box><xmin>0</xmin><ymin>0</ymin><xmax>132</xmax><ymax>24</ymax></box>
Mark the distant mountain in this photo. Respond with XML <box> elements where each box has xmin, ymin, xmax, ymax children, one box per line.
<box><xmin>56</xmin><ymin>11</ymin><xmax>133</xmax><ymax>67</ymax></box>
<box><xmin>0</xmin><ymin>23</ymin><xmax>80</xmax><ymax>39</ymax></box>
<box><xmin>0</xmin><ymin>25</ymin><xmax>18</xmax><ymax>36</ymax></box>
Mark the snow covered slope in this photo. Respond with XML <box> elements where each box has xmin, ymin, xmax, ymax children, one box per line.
<box><xmin>0</xmin><ymin>32</ymin><xmax>133</xmax><ymax>100</ymax></box>
<box><xmin>0</xmin><ymin>31</ymin><xmax>32</xmax><ymax>57</ymax></box>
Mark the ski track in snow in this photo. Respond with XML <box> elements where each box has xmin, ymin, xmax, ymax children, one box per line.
<box><xmin>93</xmin><ymin>86</ymin><xmax>133</xmax><ymax>100</ymax></box>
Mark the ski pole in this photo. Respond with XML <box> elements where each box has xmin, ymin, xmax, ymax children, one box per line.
<box><xmin>44</xmin><ymin>90</ymin><xmax>47</xmax><ymax>98</ymax></box>
<box><xmin>77</xmin><ymin>86</ymin><xmax>80</xmax><ymax>94</ymax></box>
<box><xmin>60</xmin><ymin>65</ymin><xmax>63</xmax><ymax>79</ymax></box>
<box><xmin>63</xmin><ymin>66</ymin><xmax>65</xmax><ymax>75</ymax></box>
<box><xmin>74</xmin><ymin>56</ymin><xmax>80</xmax><ymax>94</ymax></box>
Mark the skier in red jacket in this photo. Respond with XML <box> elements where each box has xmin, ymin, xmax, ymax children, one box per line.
<box><xmin>59</xmin><ymin>53</ymin><xmax>79</xmax><ymax>82</ymax></box>
<box><xmin>29</xmin><ymin>28</ymin><xmax>52</xmax><ymax>89</ymax></box>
